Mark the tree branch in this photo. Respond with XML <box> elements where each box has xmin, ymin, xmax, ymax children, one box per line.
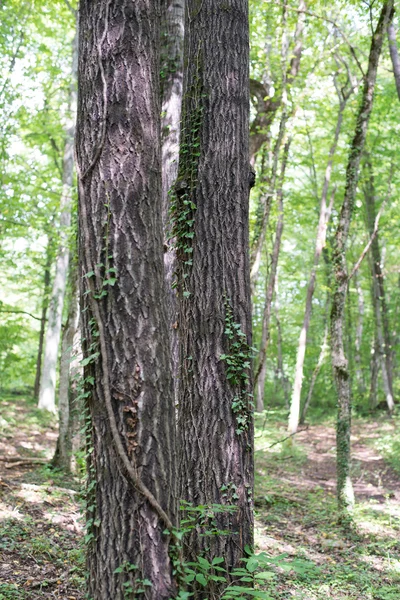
<box><xmin>349</xmin><ymin>162</ymin><xmax>394</xmax><ymax>281</ymax></box>
<box><xmin>0</xmin><ymin>309</ymin><xmax>43</xmax><ymax>321</ymax></box>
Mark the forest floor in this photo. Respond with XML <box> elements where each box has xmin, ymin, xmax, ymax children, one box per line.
<box><xmin>1</xmin><ymin>394</ymin><xmax>400</xmax><ymax>599</ymax></box>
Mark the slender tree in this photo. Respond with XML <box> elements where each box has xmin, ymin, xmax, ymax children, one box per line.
<box><xmin>76</xmin><ymin>1</ymin><xmax>177</xmax><ymax>597</ymax></box>
<box><xmin>387</xmin><ymin>19</ymin><xmax>400</xmax><ymax>100</ymax></box>
<box><xmin>34</xmin><ymin>237</ymin><xmax>52</xmax><ymax>398</ymax></box>
<box><xmin>38</xmin><ymin>31</ymin><xmax>77</xmax><ymax>412</ymax></box>
<box><xmin>363</xmin><ymin>159</ymin><xmax>395</xmax><ymax>411</ymax></box>
<box><xmin>174</xmin><ymin>0</ymin><xmax>253</xmax><ymax>580</ymax></box>
<box><xmin>288</xmin><ymin>76</ymin><xmax>350</xmax><ymax>434</ymax></box>
<box><xmin>330</xmin><ymin>0</ymin><xmax>393</xmax><ymax>515</ymax></box>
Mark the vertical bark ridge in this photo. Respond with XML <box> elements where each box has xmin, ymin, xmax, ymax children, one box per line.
<box><xmin>176</xmin><ymin>0</ymin><xmax>253</xmax><ymax>577</ymax></box>
<box><xmin>77</xmin><ymin>1</ymin><xmax>177</xmax><ymax>597</ymax></box>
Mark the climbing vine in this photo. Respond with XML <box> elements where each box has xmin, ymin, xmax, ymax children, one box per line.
<box><xmin>170</xmin><ymin>48</ymin><xmax>204</xmax><ymax>298</ymax></box>
<box><xmin>220</xmin><ymin>297</ymin><xmax>254</xmax><ymax>435</ymax></box>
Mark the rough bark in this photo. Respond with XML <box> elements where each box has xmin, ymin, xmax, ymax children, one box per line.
<box><xmin>255</xmin><ymin>140</ymin><xmax>290</xmax><ymax>412</ymax></box>
<box><xmin>288</xmin><ymin>91</ymin><xmax>346</xmax><ymax>434</ymax></box>
<box><xmin>175</xmin><ymin>0</ymin><xmax>253</xmax><ymax>581</ymax></box>
<box><xmin>364</xmin><ymin>160</ymin><xmax>394</xmax><ymax>411</ymax></box>
<box><xmin>387</xmin><ymin>21</ymin><xmax>400</xmax><ymax>100</ymax></box>
<box><xmin>38</xmin><ymin>32</ymin><xmax>77</xmax><ymax>413</ymax></box>
<box><xmin>161</xmin><ymin>0</ymin><xmax>184</xmax><ymax>387</ymax></box>
<box><xmin>330</xmin><ymin>1</ymin><xmax>393</xmax><ymax>515</ymax></box>
<box><xmin>76</xmin><ymin>1</ymin><xmax>177</xmax><ymax>598</ymax></box>
<box><xmin>34</xmin><ymin>238</ymin><xmax>52</xmax><ymax>398</ymax></box>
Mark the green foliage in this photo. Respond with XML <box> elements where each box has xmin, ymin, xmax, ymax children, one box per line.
<box><xmin>221</xmin><ymin>297</ymin><xmax>254</xmax><ymax>434</ymax></box>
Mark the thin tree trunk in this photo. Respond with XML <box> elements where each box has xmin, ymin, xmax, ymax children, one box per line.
<box><xmin>354</xmin><ymin>271</ymin><xmax>366</xmax><ymax>396</ymax></box>
<box><xmin>175</xmin><ymin>0</ymin><xmax>253</xmax><ymax>582</ymax></box>
<box><xmin>369</xmin><ymin>336</ymin><xmax>379</xmax><ymax>409</ymax></box>
<box><xmin>274</xmin><ymin>271</ymin><xmax>290</xmax><ymax>409</ymax></box>
<box><xmin>250</xmin><ymin>113</ymin><xmax>289</xmax><ymax>294</ymax></box>
<box><xmin>255</xmin><ymin>140</ymin><xmax>290</xmax><ymax>412</ymax></box>
<box><xmin>287</xmin><ymin>93</ymin><xmax>344</xmax><ymax>434</ymax></box>
<box><xmin>364</xmin><ymin>159</ymin><xmax>395</xmax><ymax>411</ymax></box>
<box><xmin>38</xmin><ymin>32</ymin><xmax>77</xmax><ymax>412</ymax></box>
<box><xmin>161</xmin><ymin>0</ymin><xmax>184</xmax><ymax>387</ymax></box>
<box><xmin>300</xmin><ymin>318</ymin><xmax>329</xmax><ymax>424</ymax></box>
<box><xmin>77</xmin><ymin>2</ymin><xmax>177</xmax><ymax>597</ymax></box>
<box><xmin>34</xmin><ymin>238</ymin><xmax>52</xmax><ymax>398</ymax></box>
<box><xmin>330</xmin><ymin>1</ymin><xmax>393</xmax><ymax>516</ymax></box>
<box><xmin>387</xmin><ymin>21</ymin><xmax>400</xmax><ymax>100</ymax></box>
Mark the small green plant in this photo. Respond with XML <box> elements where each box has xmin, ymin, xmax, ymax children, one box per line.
<box><xmin>114</xmin><ymin>561</ymin><xmax>153</xmax><ymax>598</ymax></box>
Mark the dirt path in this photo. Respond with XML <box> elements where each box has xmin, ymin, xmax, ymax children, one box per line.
<box><xmin>254</xmin><ymin>418</ymin><xmax>400</xmax><ymax>599</ymax></box>
<box><xmin>0</xmin><ymin>396</ymin><xmax>84</xmax><ymax>599</ymax></box>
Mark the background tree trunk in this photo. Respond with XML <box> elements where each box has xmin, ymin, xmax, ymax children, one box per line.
<box><xmin>364</xmin><ymin>159</ymin><xmax>394</xmax><ymax>411</ymax></box>
<box><xmin>77</xmin><ymin>1</ymin><xmax>177</xmax><ymax>597</ymax></box>
<box><xmin>330</xmin><ymin>1</ymin><xmax>392</xmax><ymax>516</ymax></box>
<box><xmin>255</xmin><ymin>140</ymin><xmax>290</xmax><ymax>412</ymax></box>
<box><xmin>175</xmin><ymin>0</ymin><xmax>253</xmax><ymax>580</ymax></box>
<box><xmin>34</xmin><ymin>237</ymin><xmax>52</xmax><ymax>398</ymax></box>
<box><xmin>52</xmin><ymin>260</ymin><xmax>79</xmax><ymax>472</ymax></box>
<box><xmin>387</xmin><ymin>21</ymin><xmax>400</xmax><ymax>100</ymax></box>
<box><xmin>38</xmin><ymin>31</ymin><xmax>77</xmax><ymax>412</ymax></box>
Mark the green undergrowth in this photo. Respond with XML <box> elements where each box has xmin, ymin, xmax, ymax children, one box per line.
<box><xmin>2</xmin><ymin>397</ymin><xmax>400</xmax><ymax>599</ymax></box>
<box><xmin>254</xmin><ymin>413</ymin><xmax>400</xmax><ymax>599</ymax></box>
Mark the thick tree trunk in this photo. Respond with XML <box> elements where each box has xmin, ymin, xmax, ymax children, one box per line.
<box><xmin>38</xmin><ymin>32</ymin><xmax>77</xmax><ymax>412</ymax></box>
<box><xmin>76</xmin><ymin>2</ymin><xmax>177</xmax><ymax>598</ymax></box>
<box><xmin>161</xmin><ymin>0</ymin><xmax>184</xmax><ymax>386</ymax></box>
<box><xmin>364</xmin><ymin>160</ymin><xmax>394</xmax><ymax>411</ymax></box>
<box><xmin>34</xmin><ymin>239</ymin><xmax>52</xmax><ymax>398</ymax></box>
<box><xmin>387</xmin><ymin>21</ymin><xmax>400</xmax><ymax>100</ymax></box>
<box><xmin>330</xmin><ymin>1</ymin><xmax>392</xmax><ymax>516</ymax></box>
<box><xmin>288</xmin><ymin>94</ymin><xmax>344</xmax><ymax>434</ymax></box>
<box><xmin>175</xmin><ymin>0</ymin><xmax>253</xmax><ymax>582</ymax></box>
<box><xmin>255</xmin><ymin>141</ymin><xmax>290</xmax><ymax>412</ymax></box>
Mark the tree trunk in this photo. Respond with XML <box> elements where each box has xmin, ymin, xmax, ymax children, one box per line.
<box><xmin>364</xmin><ymin>159</ymin><xmax>395</xmax><ymax>411</ymax></box>
<box><xmin>52</xmin><ymin>259</ymin><xmax>79</xmax><ymax>472</ymax></box>
<box><xmin>300</xmin><ymin>318</ymin><xmax>329</xmax><ymax>424</ymax></box>
<box><xmin>161</xmin><ymin>0</ymin><xmax>184</xmax><ymax>387</ymax></box>
<box><xmin>288</xmin><ymin>92</ymin><xmax>345</xmax><ymax>434</ymax></box>
<box><xmin>34</xmin><ymin>238</ymin><xmax>52</xmax><ymax>398</ymax></box>
<box><xmin>369</xmin><ymin>336</ymin><xmax>379</xmax><ymax>409</ymax></box>
<box><xmin>255</xmin><ymin>140</ymin><xmax>290</xmax><ymax>412</ymax></box>
<box><xmin>387</xmin><ymin>21</ymin><xmax>400</xmax><ymax>100</ymax></box>
<box><xmin>274</xmin><ymin>271</ymin><xmax>290</xmax><ymax>409</ymax></box>
<box><xmin>175</xmin><ymin>0</ymin><xmax>253</xmax><ymax>582</ymax></box>
<box><xmin>76</xmin><ymin>2</ymin><xmax>177</xmax><ymax>598</ymax></box>
<box><xmin>330</xmin><ymin>1</ymin><xmax>392</xmax><ymax>516</ymax></box>
<box><xmin>354</xmin><ymin>271</ymin><xmax>366</xmax><ymax>396</ymax></box>
<box><xmin>38</xmin><ymin>32</ymin><xmax>77</xmax><ymax>412</ymax></box>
